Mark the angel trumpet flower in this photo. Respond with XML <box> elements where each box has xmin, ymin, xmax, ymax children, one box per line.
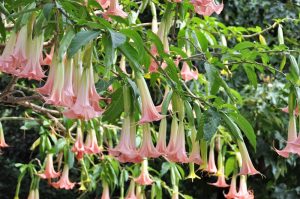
<box><xmin>102</xmin><ymin>0</ymin><xmax>127</xmax><ymax>20</ymax></box>
<box><xmin>0</xmin><ymin>122</ymin><xmax>9</xmax><ymax>148</ymax></box>
<box><xmin>72</xmin><ymin>126</ymin><xmax>85</xmax><ymax>159</ymax></box>
<box><xmin>52</xmin><ymin>165</ymin><xmax>75</xmax><ymax>190</ymax></box>
<box><xmin>18</xmin><ymin>33</ymin><xmax>45</xmax><ymax>80</ymax></box>
<box><xmin>88</xmin><ymin>64</ymin><xmax>103</xmax><ymax>112</ymax></box>
<box><xmin>37</xmin><ymin>154</ymin><xmax>60</xmax><ymax>179</ymax></box>
<box><xmin>237</xmin><ymin>140</ymin><xmax>259</xmax><ymax>175</ymax></box>
<box><xmin>156</xmin><ymin>118</ymin><xmax>167</xmax><ymax>154</ymax></box>
<box><xmin>64</xmin><ymin>68</ymin><xmax>101</xmax><ymax>120</ymax></box>
<box><xmin>138</xmin><ymin>124</ymin><xmax>161</xmax><ymax>158</ymax></box>
<box><xmin>167</xmin><ymin>120</ymin><xmax>189</xmax><ymax>163</ymax></box>
<box><xmin>166</xmin><ymin>117</ymin><xmax>178</xmax><ymax>154</ymax></box>
<box><xmin>191</xmin><ymin>0</ymin><xmax>224</xmax><ymax>16</ymax></box>
<box><xmin>72</xmin><ymin>51</ymin><xmax>83</xmax><ymax>96</ymax></box>
<box><xmin>188</xmin><ymin>127</ymin><xmax>203</xmax><ymax>165</ymax></box>
<box><xmin>97</xmin><ymin>0</ymin><xmax>110</xmax><ymax>9</ymax></box>
<box><xmin>208</xmin><ymin>151</ymin><xmax>229</xmax><ymax>188</ymax></box>
<box><xmin>206</xmin><ymin>140</ymin><xmax>217</xmax><ymax>173</ymax></box>
<box><xmin>171</xmin><ymin>186</ymin><xmax>179</xmax><ymax>199</ymax></box>
<box><xmin>136</xmin><ymin>73</ymin><xmax>162</xmax><ymax>123</ymax></box>
<box><xmin>27</xmin><ymin>189</ymin><xmax>35</xmax><ymax>199</ymax></box>
<box><xmin>61</xmin><ymin>58</ymin><xmax>75</xmax><ymax>107</ymax></box>
<box><xmin>125</xmin><ymin>180</ymin><xmax>137</xmax><ymax>199</ymax></box>
<box><xmin>0</xmin><ymin>31</ymin><xmax>17</xmax><ymax>73</ymax></box>
<box><xmin>84</xmin><ymin>129</ymin><xmax>101</xmax><ymax>154</ymax></box>
<box><xmin>236</xmin><ymin>175</ymin><xmax>254</xmax><ymax>199</ymax></box>
<box><xmin>41</xmin><ymin>45</ymin><xmax>54</xmax><ymax>66</ymax></box>
<box><xmin>134</xmin><ymin>159</ymin><xmax>153</xmax><ymax>185</ymax></box>
<box><xmin>101</xmin><ymin>182</ymin><xmax>110</xmax><ymax>199</ymax></box>
<box><xmin>181</xmin><ymin>62</ymin><xmax>198</xmax><ymax>82</ymax></box>
<box><xmin>224</xmin><ymin>174</ymin><xmax>238</xmax><ymax>199</ymax></box>
<box><xmin>275</xmin><ymin>115</ymin><xmax>299</xmax><ymax>157</ymax></box>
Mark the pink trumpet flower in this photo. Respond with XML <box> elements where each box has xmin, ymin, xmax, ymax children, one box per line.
<box><xmin>101</xmin><ymin>182</ymin><xmax>110</xmax><ymax>199</ymax></box>
<box><xmin>88</xmin><ymin>64</ymin><xmax>103</xmax><ymax>112</ymax></box>
<box><xmin>64</xmin><ymin>68</ymin><xmax>101</xmax><ymax>120</ymax></box>
<box><xmin>166</xmin><ymin>117</ymin><xmax>178</xmax><ymax>153</ymax></box>
<box><xmin>52</xmin><ymin>164</ymin><xmax>75</xmax><ymax>190</ymax></box>
<box><xmin>236</xmin><ymin>175</ymin><xmax>254</xmax><ymax>199</ymax></box>
<box><xmin>224</xmin><ymin>174</ymin><xmax>238</xmax><ymax>199</ymax></box>
<box><xmin>72</xmin><ymin>126</ymin><xmax>85</xmax><ymax>159</ymax></box>
<box><xmin>61</xmin><ymin>58</ymin><xmax>75</xmax><ymax>107</ymax></box>
<box><xmin>136</xmin><ymin>74</ymin><xmax>162</xmax><ymax>123</ymax></box>
<box><xmin>156</xmin><ymin>118</ymin><xmax>167</xmax><ymax>154</ymax></box>
<box><xmin>84</xmin><ymin>129</ymin><xmax>101</xmax><ymax>154</ymax></box>
<box><xmin>138</xmin><ymin>124</ymin><xmax>161</xmax><ymax>158</ymax></box>
<box><xmin>192</xmin><ymin>0</ymin><xmax>224</xmax><ymax>16</ymax></box>
<box><xmin>181</xmin><ymin>62</ymin><xmax>198</xmax><ymax>82</ymax></box>
<box><xmin>9</xmin><ymin>26</ymin><xmax>28</xmax><ymax>74</ymax></box>
<box><xmin>102</xmin><ymin>0</ymin><xmax>127</xmax><ymax>20</ymax></box>
<box><xmin>37</xmin><ymin>154</ymin><xmax>60</xmax><ymax>179</ymax></box>
<box><xmin>274</xmin><ymin>115</ymin><xmax>299</xmax><ymax>157</ymax></box>
<box><xmin>0</xmin><ymin>31</ymin><xmax>17</xmax><ymax>73</ymax></box>
<box><xmin>72</xmin><ymin>51</ymin><xmax>83</xmax><ymax>96</ymax></box>
<box><xmin>0</xmin><ymin>122</ymin><xmax>9</xmax><ymax>148</ymax></box>
<box><xmin>167</xmin><ymin>121</ymin><xmax>189</xmax><ymax>163</ymax></box>
<box><xmin>41</xmin><ymin>45</ymin><xmax>54</xmax><ymax>66</ymax></box>
<box><xmin>281</xmin><ymin>106</ymin><xmax>299</xmax><ymax>115</ymax></box>
<box><xmin>109</xmin><ymin>116</ymin><xmax>141</xmax><ymax>163</ymax></box>
<box><xmin>97</xmin><ymin>0</ymin><xmax>110</xmax><ymax>9</ymax></box>
<box><xmin>237</xmin><ymin>140</ymin><xmax>259</xmax><ymax>175</ymax></box>
<box><xmin>206</xmin><ymin>141</ymin><xmax>217</xmax><ymax>173</ymax></box>
<box><xmin>134</xmin><ymin>159</ymin><xmax>153</xmax><ymax>185</ymax></box>
<box><xmin>18</xmin><ymin>34</ymin><xmax>45</xmax><ymax>80</ymax></box>
<box><xmin>208</xmin><ymin>168</ymin><xmax>229</xmax><ymax>188</ymax></box>
<box><xmin>188</xmin><ymin>127</ymin><xmax>203</xmax><ymax>165</ymax></box>
<box><xmin>37</xmin><ymin>53</ymin><xmax>57</xmax><ymax>95</ymax></box>
<box><xmin>125</xmin><ymin>180</ymin><xmax>137</xmax><ymax>199</ymax></box>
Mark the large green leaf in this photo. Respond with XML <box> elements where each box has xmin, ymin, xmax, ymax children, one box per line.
<box><xmin>102</xmin><ymin>88</ymin><xmax>124</xmax><ymax>123</ymax></box>
<box><xmin>221</xmin><ymin>112</ymin><xmax>243</xmax><ymax>140</ymax></box>
<box><xmin>201</xmin><ymin>108</ymin><xmax>221</xmax><ymax>141</ymax></box>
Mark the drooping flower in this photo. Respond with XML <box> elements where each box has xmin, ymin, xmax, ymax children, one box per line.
<box><xmin>27</xmin><ymin>189</ymin><xmax>35</xmax><ymax>199</ymax></box>
<box><xmin>37</xmin><ymin>153</ymin><xmax>60</xmax><ymax>179</ymax></box>
<box><xmin>236</xmin><ymin>175</ymin><xmax>254</xmax><ymax>199</ymax></box>
<box><xmin>188</xmin><ymin>127</ymin><xmax>203</xmax><ymax>165</ymax></box>
<box><xmin>97</xmin><ymin>0</ymin><xmax>110</xmax><ymax>9</ymax></box>
<box><xmin>125</xmin><ymin>180</ymin><xmax>137</xmax><ymax>199</ymax></box>
<box><xmin>281</xmin><ymin>106</ymin><xmax>299</xmax><ymax>115</ymax></box>
<box><xmin>52</xmin><ymin>164</ymin><xmax>75</xmax><ymax>190</ymax></box>
<box><xmin>166</xmin><ymin>121</ymin><xmax>189</xmax><ymax>163</ymax></box>
<box><xmin>64</xmin><ymin>68</ymin><xmax>102</xmax><ymax>120</ymax></box>
<box><xmin>0</xmin><ymin>31</ymin><xmax>17</xmax><ymax>73</ymax></box>
<box><xmin>88</xmin><ymin>63</ymin><xmax>103</xmax><ymax>112</ymax></box>
<box><xmin>61</xmin><ymin>58</ymin><xmax>75</xmax><ymax>107</ymax></box>
<box><xmin>206</xmin><ymin>140</ymin><xmax>217</xmax><ymax>173</ymax></box>
<box><xmin>191</xmin><ymin>0</ymin><xmax>224</xmax><ymax>16</ymax></box>
<box><xmin>102</xmin><ymin>0</ymin><xmax>127</xmax><ymax>20</ymax></box>
<box><xmin>166</xmin><ymin>117</ymin><xmax>178</xmax><ymax>154</ymax></box>
<box><xmin>101</xmin><ymin>182</ymin><xmax>110</xmax><ymax>199</ymax></box>
<box><xmin>72</xmin><ymin>126</ymin><xmax>85</xmax><ymax>159</ymax></box>
<box><xmin>34</xmin><ymin>189</ymin><xmax>39</xmax><ymax>199</ymax></box>
<box><xmin>134</xmin><ymin>159</ymin><xmax>153</xmax><ymax>186</ymax></box>
<box><xmin>0</xmin><ymin>122</ymin><xmax>9</xmax><ymax>148</ymax></box>
<box><xmin>181</xmin><ymin>62</ymin><xmax>198</xmax><ymax>82</ymax></box>
<box><xmin>138</xmin><ymin>124</ymin><xmax>161</xmax><ymax>158</ymax></box>
<box><xmin>224</xmin><ymin>174</ymin><xmax>238</xmax><ymax>199</ymax></box>
<box><xmin>171</xmin><ymin>186</ymin><xmax>179</xmax><ymax>199</ymax></box>
<box><xmin>156</xmin><ymin>118</ymin><xmax>167</xmax><ymax>154</ymax></box>
<box><xmin>41</xmin><ymin>45</ymin><xmax>54</xmax><ymax>66</ymax></box>
<box><xmin>208</xmin><ymin>152</ymin><xmax>229</xmax><ymax>188</ymax></box>
<box><xmin>72</xmin><ymin>51</ymin><xmax>83</xmax><ymax>96</ymax></box>
<box><xmin>136</xmin><ymin>73</ymin><xmax>162</xmax><ymax>123</ymax></box>
<box><xmin>84</xmin><ymin>129</ymin><xmax>101</xmax><ymax>154</ymax></box>
<box><xmin>237</xmin><ymin>140</ymin><xmax>259</xmax><ymax>175</ymax></box>
<box><xmin>18</xmin><ymin>33</ymin><xmax>45</xmax><ymax>80</ymax></box>
<box><xmin>274</xmin><ymin>115</ymin><xmax>299</xmax><ymax>157</ymax></box>
<box><xmin>199</xmin><ymin>140</ymin><xmax>208</xmax><ymax>170</ymax></box>
<box><xmin>109</xmin><ymin>116</ymin><xmax>141</xmax><ymax>163</ymax></box>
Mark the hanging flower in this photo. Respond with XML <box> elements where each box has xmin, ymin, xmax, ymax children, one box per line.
<box><xmin>72</xmin><ymin>126</ymin><xmax>85</xmax><ymax>159</ymax></box>
<box><xmin>101</xmin><ymin>182</ymin><xmax>110</xmax><ymax>199</ymax></box>
<box><xmin>206</xmin><ymin>141</ymin><xmax>217</xmax><ymax>173</ymax></box>
<box><xmin>156</xmin><ymin>118</ymin><xmax>167</xmax><ymax>154</ymax></box>
<box><xmin>125</xmin><ymin>180</ymin><xmax>137</xmax><ymax>199</ymax></box>
<box><xmin>236</xmin><ymin>175</ymin><xmax>254</xmax><ymax>199</ymax></box>
<box><xmin>134</xmin><ymin>159</ymin><xmax>153</xmax><ymax>185</ymax></box>
<box><xmin>208</xmin><ymin>157</ymin><xmax>229</xmax><ymax>187</ymax></box>
<box><xmin>88</xmin><ymin>64</ymin><xmax>103</xmax><ymax>112</ymax></box>
<box><xmin>27</xmin><ymin>189</ymin><xmax>35</xmax><ymax>199</ymax></box>
<box><xmin>224</xmin><ymin>174</ymin><xmax>238</xmax><ymax>199</ymax></box>
<box><xmin>181</xmin><ymin>62</ymin><xmax>198</xmax><ymax>82</ymax></box>
<box><xmin>18</xmin><ymin>33</ymin><xmax>45</xmax><ymax>80</ymax></box>
<box><xmin>97</xmin><ymin>0</ymin><xmax>110</xmax><ymax>9</ymax></box>
<box><xmin>166</xmin><ymin>117</ymin><xmax>179</xmax><ymax>154</ymax></box>
<box><xmin>0</xmin><ymin>122</ymin><xmax>9</xmax><ymax>148</ymax></box>
<box><xmin>188</xmin><ymin>127</ymin><xmax>203</xmax><ymax>165</ymax></box>
<box><xmin>0</xmin><ymin>31</ymin><xmax>17</xmax><ymax>73</ymax></box>
<box><xmin>237</xmin><ymin>140</ymin><xmax>259</xmax><ymax>175</ymax></box>
<box><xmin>136</xmin><ymin>73</ymin><xmax>162</xmax><ymax>123</ymax></box>
<box><xmin>191</xmin><ymin>0</ymin><xmax>224</xmax><ymax>16</ymax></box>
<box><xmin>52</xmin><ymin>164</ymin><xmax>75</xmax><ymax>190</ymax></box>
<box><xmin>61</xmin><ymin>58</ymin><xmax>75</xmax><ymax>107</ymax></box>
<box><xmin>138</xmin><ymin>124</ymin><xmax>161</xmax><ymax>158</ymax></box>
<box><xmin>37</xmin><ymin>153</ymin><xmax>60</xmax><ymax>179</ymax></box>
<box><xmin>102</xmin><ymin>0</ymin><xmax>127</xmax><ymax>20</ymax></box>
<box><xmin>41</xmin><ymin>45</ymin><xmax>54</xmax><ymax>66</ymax></box>
<box><xmin>84</xmin><ymin>129</ymin><xmax>101</xmax><ymax>154</ymax></box>
<box><xmin>166</xmin><ymin>121</ymin><xmax>189</xmax><ymax>163</ymax></box>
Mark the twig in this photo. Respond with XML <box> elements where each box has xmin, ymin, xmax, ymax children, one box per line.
<box><xmin>242</xmin><ymin>22</ymin><xmax>278</xmax><ymax>38</ymax></box>
<box><xmin>16</xmin><ymin>101</ymin><xmax>61</xmax><ymax>116</ymax></box>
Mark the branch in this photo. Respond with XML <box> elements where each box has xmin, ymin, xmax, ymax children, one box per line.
<box><xmin>16</xmin><ymin>101</ymin><xmax>61</xmax><ymax>117</ymax></box>
<box><xmin>242</xmin><ymin>22</ymin><xmax>278</xmax><ymax>38</ymax></box>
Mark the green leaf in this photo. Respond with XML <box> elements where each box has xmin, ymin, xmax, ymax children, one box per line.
<box><xmin>43</xmin><ymin>3</ymin><xmax>54</xmax><ymax>20</ymax></box>
<box><xmin>243</xmin><ymin>64</ymin><xmax>257</xmax><ymax>87</ymax></box>
<box><xmin>221</xmin><ymin>113</ymin><xmax>243</xmax><ymax>140</ymax></box>
<box><xmin>0</xmin><ymin>19</ymin><xmax>5</xmax><ymax>42</ymax></box>
<box><xmin>184</xmin><ymin>101</ymin><xmax>195</xmax><ymax>126</ymax></box>
<box><xmin>146</xmin><ymin>30</ymin><xmax>164</xmax><ymax>54</ymax></box>
<box><xmin>230</xmin><ymin>112</ymin><xmax>256</xmax><ymax>150</ymax></box>
<box><xmin>202</xmin><ymin>109</ymin><xmax>221</xmax><ymax>141</ymax></box>
<box><xmin>194</xmin><ymin>29</ymin><xmax>208</xmax><ymax>52</ymax></box>
<box><xmin>58</xmin><ymin>29</ymin><xmax>75</xmax><ymax>61</ymax></box>
<box><xmin>225</xmin><ymin>156</ymin><xmax>236</xmax><ymax>176</ymax></box>
<box><xmin>68</xmin><ymin>30</ymin><xmax>101</xmax><ymax>58</ymax></box>
<box><xmin>102</xmin><ymin>88</ymin><xmax>124</xmax><ymax>123</ymax></box>
<box><xmin>204</xmin><ymin>63</ymin><xmax>221</xmax><ymax>95</ymax></box>
<box><xmin>108</xmin><ymin>29</ymin><xmax>126</xmax><ymax>48</ymax></box>
<box><xmin>160</xmin><ymin>162</ymin><xmax>171</xmax><ymax>176</ymax></box>
<box><xmin>161</xmin><ymin>90</ymin><xmax>173</xmax><ymax>115</ymax></box>
<box><xmin>233</xmin><ymin>41</ymin><xmax>254</xmax><ymax>51</ymax></box>
<box><xmin>20</xmin><ymin>120</ymin><xmax>39</xmax><ymax>130</ymax></box>
<box><xmin>118</xmin><ymin>42</ymin><xmax>141</xmax><ymax>72</ymax></box>
<box><xmin>67</xmin><ymin>148</ymin><xmax>75</xmax><ymax>169</ymax></box>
